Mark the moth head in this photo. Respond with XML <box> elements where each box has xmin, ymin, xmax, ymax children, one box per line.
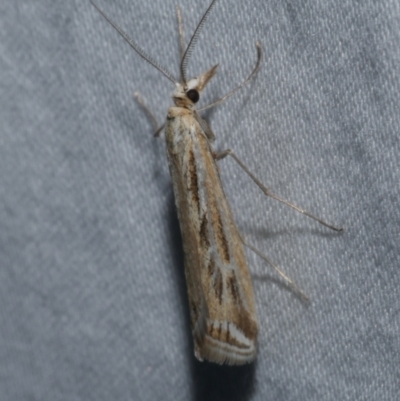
<box><xmin>173</xmin><ymin>64</ymin><xmax>218</xmax><ymax>108</ymax></box>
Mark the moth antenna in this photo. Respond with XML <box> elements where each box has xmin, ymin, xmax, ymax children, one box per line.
<box><xmin>90</xmin><ymin>0</ymin><xmax>177</xmax><ymax>84</ymax></box>
<box><xmin>180</xmin><ymin>0</ymin><xmax>219</xmax><ymax>83</ymax></box>
<box><xmin>175</xmin><ymin>5</ymin><xmax>185</xmax><ymax>68</ymax></box>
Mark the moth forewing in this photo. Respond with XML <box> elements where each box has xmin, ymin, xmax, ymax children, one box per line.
<box><xmin>165</xmin><ymin>105</ymin><xmax>258</xmax><ymax>365</ymax></box>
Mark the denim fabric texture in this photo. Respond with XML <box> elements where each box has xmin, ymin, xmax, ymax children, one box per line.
<box><xmin>1</xmin><ymin>1</ymin><xmax>399</xmax><ymax>400</ymax></box>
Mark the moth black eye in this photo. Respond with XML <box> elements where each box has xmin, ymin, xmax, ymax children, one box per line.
<box><xmin>186</xmin><ymin>89</ymin><xmax>200</xmax><ymax>103</ymax></box>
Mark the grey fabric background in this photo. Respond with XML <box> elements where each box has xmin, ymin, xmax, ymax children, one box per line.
<box><xmin>1</xmin><ymin>0</ymin><xmax>399</xmax><ymax>400</ymax></box>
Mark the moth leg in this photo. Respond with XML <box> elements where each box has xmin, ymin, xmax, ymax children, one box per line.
<box><xmin>214</xmin><ymin>149</ymin><xmax>343</xmax><ymax>232</ymax></box>
<box><xmin>134</xmin><ymin>92</ymin><xmax>165</xmax><ymax>137</ymax></box>
<box><xmin>242</xmin><ymin>237</ymin><xmax>309</xmax><ymax>301</ymax></box>
<box><xmin>197</xmin><ymin>41</ymin><xmax>261</xmax><ymax>113</ymax></box>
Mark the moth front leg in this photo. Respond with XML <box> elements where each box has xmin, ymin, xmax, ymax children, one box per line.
<box><xmin>134</xmin><ymin>92</ymin><xmax>165</xmax><ymax>137</ymax></box>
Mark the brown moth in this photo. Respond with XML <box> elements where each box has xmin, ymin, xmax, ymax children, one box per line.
<box><xmin>90</xmin><ymin>0</ymin><xmax>342</xmax><ymax>365</ymax></box>
<box><xmin>165</xmin><ymin>99</ymin><xmax>258</xmax><ymax>364</ymax></box>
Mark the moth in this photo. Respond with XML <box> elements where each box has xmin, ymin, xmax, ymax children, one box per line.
<box><xmin>90</xmin><ymin>0</ymin><xmax>342</xmax><ymax>365</ymax></box>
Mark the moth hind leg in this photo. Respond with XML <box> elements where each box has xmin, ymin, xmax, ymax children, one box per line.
<box><xmin>213</xmin><ymin>148</ymin><xmax>344</xmax><ymax>300</ymax></box>
<box><xmin>243</xmin><ymin>239</ymin><xmax>309</xmax><ymax>301</ymax></box>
